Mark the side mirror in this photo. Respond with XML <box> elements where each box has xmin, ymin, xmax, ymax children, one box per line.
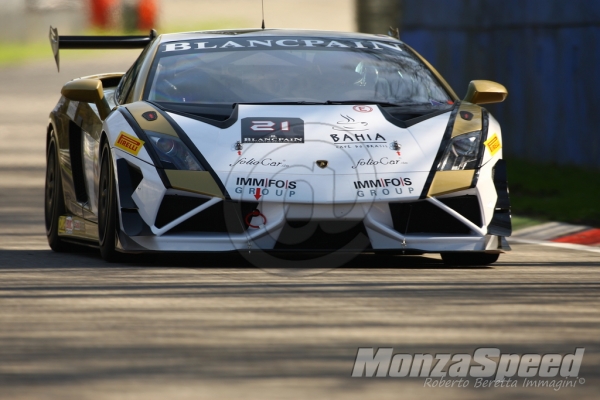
<box><xmin>61</xmin><ymin>79</ymin><xmax>111</xmax><ymax>120</ymax></box>
<box><xmin>463</xmin><ymin>80</ymin><xmax>508</xmax><ymax>105</ymax></box>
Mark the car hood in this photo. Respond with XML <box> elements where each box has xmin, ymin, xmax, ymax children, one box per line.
<box><xmin>168</xmin><ymin>104</ymin><xmax>451</xmax><ymax>203</ymax></box>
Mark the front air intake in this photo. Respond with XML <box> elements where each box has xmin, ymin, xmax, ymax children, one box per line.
<box><xmin>389</xmin><ymin>196</ymin><xmax>482</xmax><ymax>234</ymax></box>
<box><xmin>155</xmin><ymin>195</ymin><xmax>258</xmax><ymax>234</ymax></box>
<box><xmin>274</xmin><ymin>220</ymin><xmax>371</xmax><ymax>251</ymax></box>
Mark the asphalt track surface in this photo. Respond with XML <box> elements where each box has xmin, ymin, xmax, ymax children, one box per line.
<box><xmin>1</xmin><ymin>55</ymin><xmax>599</xmax><ymax>400</ymax></box>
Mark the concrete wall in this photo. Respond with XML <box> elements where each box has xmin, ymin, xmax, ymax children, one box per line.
<box><xmin>399</xmin><ymin>0</ymin><xmax>600</xmax><ymax>169</ymax></box>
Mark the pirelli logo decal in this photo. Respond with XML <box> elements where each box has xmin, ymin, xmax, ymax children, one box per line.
<box><xmin>115</xmin><ymin>131</ymin><xmax>144</xmax><ymax>156</ymax></box>
<box><xmin>484</xmin><ymin>133</ymin><xmax>502</xmax><ymax>156</ymax></box>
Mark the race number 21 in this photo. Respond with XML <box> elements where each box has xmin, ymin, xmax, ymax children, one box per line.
<box><xmin>241</xmin><ymin>117</ymin><xmax>304</xmax><ymax>143</ymax></box>
<box><xmin>250</xmin><ymin>121</ymin><xmax>290</xmax><ymax>131</ymax></box>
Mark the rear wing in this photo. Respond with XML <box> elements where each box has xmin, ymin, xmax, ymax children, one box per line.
<box><xmin>49</xmin><ymin>26</ymin><xmax>157</xmax><ymax>71</ymax></box>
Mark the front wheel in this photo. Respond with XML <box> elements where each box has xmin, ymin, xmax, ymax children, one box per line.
<box><xmin>98</xmin><ymin>142</ymin><xmax>122</xmax><ymax>262</ymax></box>
<box><xmin>441</xmin><ymin>252</ymin><xmax>500</xmax><ymax>266</ymax></box>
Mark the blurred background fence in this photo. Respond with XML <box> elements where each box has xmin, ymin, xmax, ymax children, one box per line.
<box><xmin>396</xmin><ymin>0</ymin><xmax>600</xmax><ymax>170</ymax></box>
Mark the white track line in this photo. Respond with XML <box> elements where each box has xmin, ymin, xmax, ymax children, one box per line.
<box><xmin>509</xmin><ymin>238</ymin><xmax>600</xmax><ymax>254</ymax></box>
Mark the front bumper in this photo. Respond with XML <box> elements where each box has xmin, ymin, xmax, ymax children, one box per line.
<box><xmin>113</xmin><ymin>150</ymin><xmax>511</xmax><ymax>254</ymax></box>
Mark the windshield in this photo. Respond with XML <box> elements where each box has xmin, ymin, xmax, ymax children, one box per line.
<box><xmin>145</xmin><ymin>37</ymin><xmax>451</xmax><ymax>107</ymax></box>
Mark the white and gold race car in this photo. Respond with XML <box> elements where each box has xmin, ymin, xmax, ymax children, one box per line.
<box><xmin>45</xmin><ymin>27</ymin><xmax>511</xmax><ymax>264</ymax></box>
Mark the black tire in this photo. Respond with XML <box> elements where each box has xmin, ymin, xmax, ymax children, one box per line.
<box><xmin>45</xmin><ymin>135</ymin><xmax>69</xmax><ymax>252</ymax></box>
<box><xmin>98</xmin><ymin>141</ymin><xmax>122</xmax><ymax>262</ymax></box>
<box><xmin>441</xmin><ymin>252</ymin><xmax>500</xmax><ymax>266</ymax></box>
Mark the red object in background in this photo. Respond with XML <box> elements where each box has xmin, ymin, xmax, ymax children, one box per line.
<box><xmin>137</xmin><ymin>0</ymin><xmax>158</xmax><ymax>30</ymax></box>
<box><xmin>552</xmin><ymin>229</ymin><xmax>600</xmax><ymax>246</ymax></box>
<box><xmin>90</xmin><ymin>0</ymin><xmax>156</xmax><ymax>31</ymax></box>
<box><xmin>90</xmin><ymin>0</ymin><xmax>120</xmax><ymax>29</ymax></box>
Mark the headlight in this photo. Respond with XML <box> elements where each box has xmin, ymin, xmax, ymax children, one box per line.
<box><xmin>437</xmin><ymin>131</ymin><xmax>482</xmax><ymax>171</ymax></box>
<box><xmin>146</xmin><ymin>131</ymin><xmax>203</xmax><ymax>171</ymax></box>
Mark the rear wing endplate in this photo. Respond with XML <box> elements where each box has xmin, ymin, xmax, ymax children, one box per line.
<box><xmin>49</xmin><ymin>26</ymin><xmax>157</xmax><ymax>72</ymax></box>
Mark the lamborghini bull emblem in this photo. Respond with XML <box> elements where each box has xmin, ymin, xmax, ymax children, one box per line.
<box><xmin>316</xmin><ymin>160</ymin><xmax>328</xmax><ymax>169</ymax></box>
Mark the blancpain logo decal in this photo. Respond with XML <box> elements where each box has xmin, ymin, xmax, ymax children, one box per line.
<box><xmin>246</xmin><ymin>134</ymin><xmax>303</xmax><ymax>144</ymax></box>
<box><xmin>332</xmin><ymin>115</ymin><xmax>369</xmax><ymax>131</ymax></box>
<box><xmin>352</xmin><ymin>157</ymin><xmax>407</xmax><ymax>169</ymax></box>
<box><xmin>163</xmin><ymin>40</ymin><xmax>403</xmax><ymax>53</ymax></box>
<box><xmin>229</xmin><ymin>157</ymin><xmax>290</xmax><ymax>168</ymax></box>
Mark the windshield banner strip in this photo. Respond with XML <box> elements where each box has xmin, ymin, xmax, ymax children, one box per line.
<box><xmin>158</xmin><ymin>37</ymin><xmax>405</xmax><ymax>56</ymax></box>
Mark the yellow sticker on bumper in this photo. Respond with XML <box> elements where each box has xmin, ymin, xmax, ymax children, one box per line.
<box><xmin>115</xmin><ymin>131</ymin><xmax>144</xmax><ymax>156</ymax></box>
<box><xmin>484</xmin><ymin>133</ymin><xmax>502</xmax><ymax>156</ymax></box>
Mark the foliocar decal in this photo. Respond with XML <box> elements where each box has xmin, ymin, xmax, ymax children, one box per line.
<box><xmin>241</xmin><ymin>118</ymin><xmax>304</xmax><ymax>143</ymax></box>
<box><xmin>484</xmin><ymin>133</ymin><xmax>502</xmax><ymax>156</ymax></box>
<box><xmin>115</xmin><ymin>131</ymin><xmax>144</xmax><ymax>156</ymax></box>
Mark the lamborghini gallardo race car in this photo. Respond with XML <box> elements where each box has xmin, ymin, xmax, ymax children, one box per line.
<box><xmin>45</xmin><ymin>27</ymin><xmax>511</xmax><ymax>264</ymax></box>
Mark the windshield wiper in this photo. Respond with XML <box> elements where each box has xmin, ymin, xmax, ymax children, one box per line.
<box><xmin>326</xmin><ymin>100</ymin><xmax>450</xmax><ymax>108</ymax></box>
<box><xmin>233</xmin><ymin>100</ymin><xmax>448</xmax><ymax>107</ymax></box>
<box><xmin>236</xmin><ymin>101</ymin><xmax>327</xmax><ymax>106</ymax></box>
<box><xmin>325</xmin><ymin>100</ymin><xmax>405</xmax><ymax>107</ymax></box>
